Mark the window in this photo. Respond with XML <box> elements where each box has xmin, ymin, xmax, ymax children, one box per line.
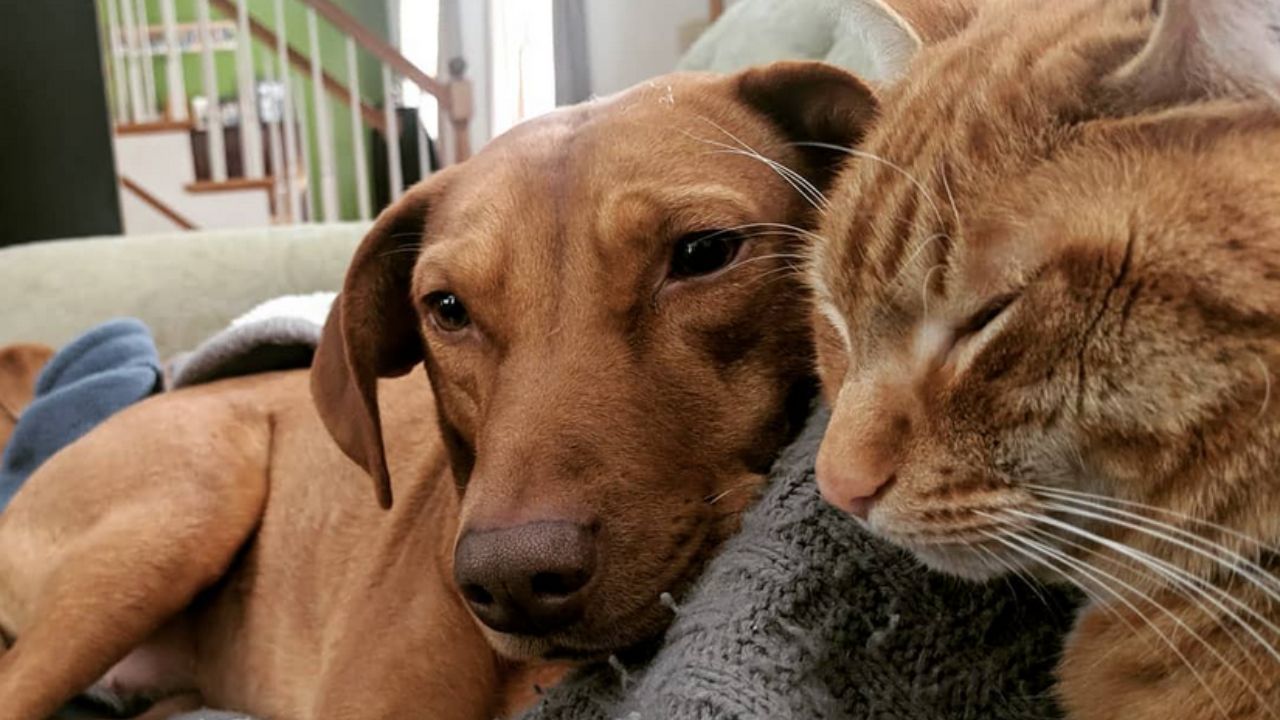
<box><xmin>397</xmin><ymin>0</ymin><xmax>440</xmax><ymax>138</ymax></box>
<box><xmin>488</xmin><ymin>0</ymin><xmax>556</xmax><ymax>137</ymax></box>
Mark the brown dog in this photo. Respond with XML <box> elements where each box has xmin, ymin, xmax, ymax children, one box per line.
<box><xmin>0</xmin><ymin>62</ymin><xmax>876</xmax><ymax>720</ymax></box>
<box><xmin>0</xmin><ymin>344</ymin><xmax>53</xmax><ymax>453</ymax></box>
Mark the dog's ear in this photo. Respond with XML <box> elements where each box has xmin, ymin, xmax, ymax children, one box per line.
<box><xmin>734</xmin><ymin>61</ymin><xmax>879</xmax><ymax>188</ymax></box>
<box><xmin>312</xmin><ymin>184</ymin><xmax>437</xmax><ymax>509</ymax></box>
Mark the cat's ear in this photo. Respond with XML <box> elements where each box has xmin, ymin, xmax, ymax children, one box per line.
<box><xmin>1110</xmin><ymin>0</ymin><xmax>1280</xmax><ymax>105</ymax></box>
<box><xmin>836</xmin><ymin>0</ymin><xmax>984</xmax><ymax>82</ymax></box>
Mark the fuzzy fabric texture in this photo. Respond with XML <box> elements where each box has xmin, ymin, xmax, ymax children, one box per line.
<box><xmin>166</xmin><ymin>292</ymin><xmax>335</xmax><ymax>389</ymax></box>
<box><xmin>0</xmin><ymin>318</ymin><xmax>161</xmax><ymax>512</ymax></box>
<box><xmin>520</xmin><ymin>409</ymin><xmax>1080</xmax><ymax>720</ymax></box>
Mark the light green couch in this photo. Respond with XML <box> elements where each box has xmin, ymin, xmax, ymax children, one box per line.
<box><xmin>0</xmin><ymin>223</ymin><xmax>368</xmax><ymax>357</ymax></box>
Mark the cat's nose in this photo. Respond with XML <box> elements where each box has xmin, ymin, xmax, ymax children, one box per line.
<box><xmin>815</xmin><ymin>430</ymin><xmax>901</xmax><ymax>520</ymax></box>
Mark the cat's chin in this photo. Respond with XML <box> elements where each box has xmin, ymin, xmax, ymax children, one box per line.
<box><xmin>907</xmin><ymin>545</ymin><xmax>1006</xmax><ymax>583</ymax></box>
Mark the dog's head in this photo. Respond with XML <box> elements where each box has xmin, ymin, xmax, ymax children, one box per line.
<box><xmin>313</xmin><ymin>63</ymin><xmax>876</xmax><ymax>659</ymax></box>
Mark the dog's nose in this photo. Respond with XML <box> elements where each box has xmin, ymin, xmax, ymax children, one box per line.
<box><xmin>453</xmin><ymin>520</ymin><xmax>597</xmax><ymax>636</ymax></box>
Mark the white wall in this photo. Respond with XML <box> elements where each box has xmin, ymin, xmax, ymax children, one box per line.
<box><xmin>583</xmin><ymin>0</ymin><xmax>712</xmax><ymax>97</ymax></box>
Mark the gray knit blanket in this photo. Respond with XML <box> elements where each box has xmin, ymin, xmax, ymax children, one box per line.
<box><xmin>520</xmin><ymin>410</ymin><xmax>1079</xmax><ymax>720</ymax></box>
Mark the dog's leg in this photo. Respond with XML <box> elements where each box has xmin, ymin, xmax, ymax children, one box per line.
<box><xmin>0</xmin><ymin>398</ymin><xmax>270</xmax><ymax>720</ymax></box>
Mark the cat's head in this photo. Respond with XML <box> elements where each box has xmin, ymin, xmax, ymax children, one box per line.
<box><xmin>813</xmin><ymin>0</ymin><xmax>1280</xmax><ymax>581</ymax></box>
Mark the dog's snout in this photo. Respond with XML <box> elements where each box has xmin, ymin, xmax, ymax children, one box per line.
<box><xmin>453</xmin><ymin>521</ymin><xmax>597</xmax><ymax>636</ymax></box>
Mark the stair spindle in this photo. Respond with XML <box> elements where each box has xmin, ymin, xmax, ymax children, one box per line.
<box><xmin>102</xmin><ymin>0</ymin><xmax>130</xmax><ymax>124</ymax></box>
<box><xmin>196</xmin><ymin>0</ymin><xmax>228</xmax><ymax>182</ymax></box>
<box><xmin>273</xmin><ymin>0</ymin><xmax>302</xmax><ymax>222</ymax></box>
<box><xmin>308</xmin><ymin>7</ymin><xmax>340</xmax><ymax>222</ymax></box>
<box><xmin>382</xmin><ymin>65</ymin><xmax>403</xmax><ymax>202</ymax></box>
<box><xmin>159</xmin><ymin>0</ymin><xmax>187</xmax><ymax>121</ymax></box>
<box><xmin>346</xmin><ymin>37</ymin><xmax>371</xmax><ymax>220</ymax></box>
<box><xmin>293</xmin><ymin>82</ymin><xmax>317</xmax><ymax>222</ymax></box>
<box><xmin>263</xmin><ymin>58</ymin><xmax>288</xmax><ymax>223</ymax></box>
<box><xmin>117</xmin><ymin>0</ymin><xmax>147</xmax><ymax>123</ymax></box>
<box><xmin>235</xmin><ymin>0</ymin><xmax>265</xmax><ymax>178</ymax></box>
<box><xmin>133</xmin><ymin>0</ymin><xmax>159</xmax><ymax>120</ymax></box>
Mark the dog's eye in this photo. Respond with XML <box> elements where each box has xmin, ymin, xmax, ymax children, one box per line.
<box><xmin>425</xmin><ymin>292</ymin><xmax>470</xmax><ymax>332</ymax></box>
<box><xmin>669</xmin><ymin>230</ymin><xmax>743</xmax><ymax>279</ymax></box>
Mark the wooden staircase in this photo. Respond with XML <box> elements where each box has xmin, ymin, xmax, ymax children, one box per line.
<box><xmin>100</xmin><ymin>0</ymin><xmax>470</xmax><ymax>234</ymax></box>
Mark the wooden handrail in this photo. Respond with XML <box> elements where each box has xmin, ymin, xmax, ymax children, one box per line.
<box><xmin>297</xmin><ymin>0</ymin><xmax>449</xmax><ymax>104</ymax></box>
<box><xmin>120</xmin><ymin>175</ymin><xmax>198</xmax><ymax>230</ymax></box>
<box><xmin>208</xmin><ymin>0</ymin><xmax>386</xmax><ymax>134</ymax></box>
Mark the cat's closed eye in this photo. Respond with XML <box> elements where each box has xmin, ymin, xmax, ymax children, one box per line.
<box><xmin>958</xmin><ymin>293</ymin><xmax>1018</xmax><ymax>337</ymax></box>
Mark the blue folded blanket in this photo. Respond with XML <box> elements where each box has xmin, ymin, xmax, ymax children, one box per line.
<box><xmin>0</xmin><ymin>318</ymin><xmax>162</xmax><ymax>512</ymax></box>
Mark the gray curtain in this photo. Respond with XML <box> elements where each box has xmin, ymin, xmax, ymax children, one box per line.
<box><xmin>553</xmin><ymin>0</ymin><xmax>593</xmax><ymax>105</ymax></box>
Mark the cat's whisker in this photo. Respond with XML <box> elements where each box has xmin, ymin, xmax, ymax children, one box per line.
<box><xmin>791</xmin><ymin>141</ymin><xmax>947</xmax><ymax>228</ymax></box>
<box><xmin>685</xmin><ymin>124</ymin><xmax>829</xmax><ymax>211</ymax></box>
<box><xmin>714</xmin><ymin>221</ymin><xmax>828</xmax><ymax>245</ymax></box>
<box><xmin>1255</xmin><ymin>354</ymin><xmax>1272</xmax><ymax>420</ymax></box>
<box><xmin>1020</xmin><ymin>524</ymin><xmax>1278</xmax><ymax>677</ymax></box>
<box><xmin>920</xmin><ymin>264</ymin><xmax>946</xmax><ymax>316</ymax></box>
<box><xmin>971</xmin><ymin>540</ymin><xmax>1055</xmax><ymax>611</ymax></box>
<box><xmin>691</xmin><ymin>120</ymin><xmax>831</xmax><ymax>211</ymax></box>
<box><xmin>1026</xmin><ymin>496</ymin><xmax>1280</xmax><ymax>598</ymax></box>
<box><xmin>1013</xmin><ymin>504</ymin><xmax>1280</xmax><ymax>639</ymax></box>
<box><xmin>991</xmin><ymin>522</ymin><xmax>1244</xmax><ymax>720</ymax></box>
<box><xmin>889</xmin><ymin>232</ymin><xmax>950</xmax><ymax>290</ymax></box>
<box><xmin>979</xmin><ymin>527</ymin><xmax>1132</xmax><ymax>629</ymax></box>
<box><xmin>702</xmin><ymin>147</ymin><xmax>829</xmax><ymax>211</ymax></box>
<box><xmin>938</xmin><ymin>162</ymin><xmax>962</xmax><ymax>230</ymax></box>
<box><xmin>1026</xmin><ymin>483</ymin><xmax>1280</xmax><ymax>558</ymax></box>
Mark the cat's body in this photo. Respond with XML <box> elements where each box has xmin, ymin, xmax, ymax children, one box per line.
<box><xmin>811</xmin><ymin>0</ymin><xmax>1280</xmax><ymax>717</ymax></box>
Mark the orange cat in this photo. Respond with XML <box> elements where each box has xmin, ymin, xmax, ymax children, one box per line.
<box><xmin>811</xmin><ymin>0</ymin><xmax>1280</xmax><ymax>718</ymax></box>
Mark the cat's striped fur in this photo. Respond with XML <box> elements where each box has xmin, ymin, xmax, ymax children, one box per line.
<box><xmin>812</xmin><ymin>0</ymin><xmax>1280</xmax><ymax>717</ymax></box>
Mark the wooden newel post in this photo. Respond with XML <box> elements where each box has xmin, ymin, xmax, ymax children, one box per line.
<box><xmin>446</xmin><ymin>57</ymin><xmax>472</xmax><ymax>164</ymax></box>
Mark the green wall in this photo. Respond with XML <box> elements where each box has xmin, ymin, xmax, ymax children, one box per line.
<box><xmin>107</xmin><ymin>0</ymin><xmax>389</xmax><ymax>221</ymax></box>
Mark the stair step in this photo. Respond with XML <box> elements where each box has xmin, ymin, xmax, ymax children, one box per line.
<box><xmin>185</xmin><ymin>177</ymin><xmax>276</xmax><ymax>193</ymax></box>
<box><xmin>116</xmin><ymin>119</ymin><xmax>194</xmax><ymax>135</ymax></box>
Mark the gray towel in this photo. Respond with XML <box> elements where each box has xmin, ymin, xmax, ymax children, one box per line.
<box><xmin>520</xmin><ymin>409</ymin><xmax>1078</xmax><ymax>720</ymax></box>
